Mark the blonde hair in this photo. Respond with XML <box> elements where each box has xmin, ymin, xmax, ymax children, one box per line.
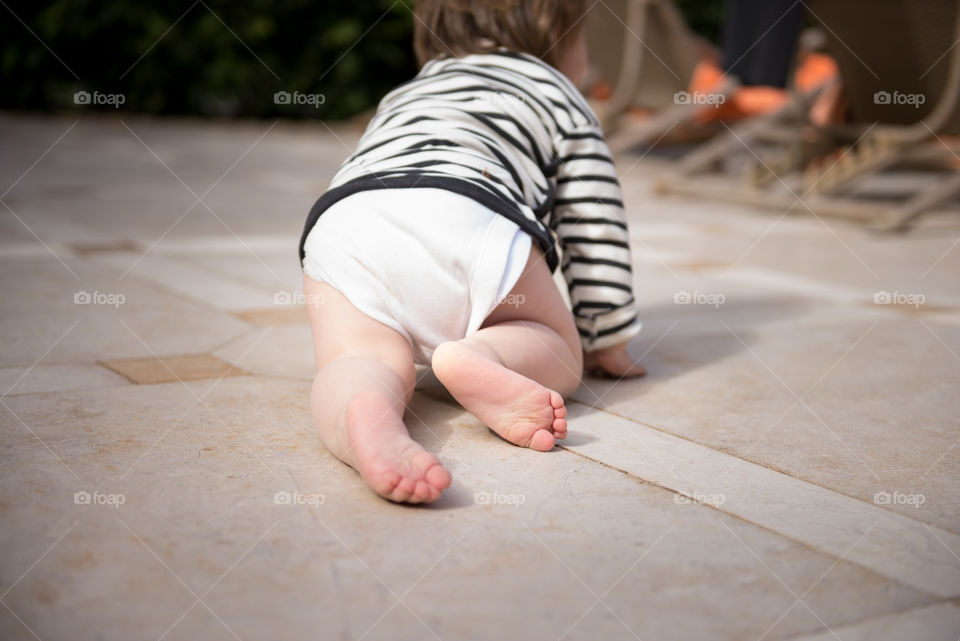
<box><xmin>413</xmin><ymin>0</ymin><xmax>589</xmax><ymax>68</ymax></box>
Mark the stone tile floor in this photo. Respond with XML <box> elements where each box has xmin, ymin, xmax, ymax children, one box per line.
<box><xmin>1</xmin><ymin>113</ymin><xmax>958</xmax><ymax>640</ymax></box>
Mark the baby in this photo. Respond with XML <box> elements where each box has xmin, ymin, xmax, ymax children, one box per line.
<box><xmin>300</xmin><ymin>0</ymin><xmax>646</xmax><ymax>504</ymax></box>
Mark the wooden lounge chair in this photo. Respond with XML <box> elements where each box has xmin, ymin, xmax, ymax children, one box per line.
<box><xmin>653</xmin><ymin>0</ymin><xmax>960</xmax><ymax>230</ymax></box>
<box><xmin>585</xmin><ymin>0</ymin><xmax>736</xmax><ymax>154</ymax></box>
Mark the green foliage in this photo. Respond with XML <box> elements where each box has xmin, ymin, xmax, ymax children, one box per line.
<box><xmin>674</xmin><ymin>0</ymin><xmax>725</xmax><ymax>45</ymax></box>
<box><xmin>1</xmin><ymin>1</ymin><xmax>723</xmax><ymax>120</ymax></box>
<box><xmin>1</xmin><ymin>0</ymin><xmax>418</xmax><ymax>119</ymax></box>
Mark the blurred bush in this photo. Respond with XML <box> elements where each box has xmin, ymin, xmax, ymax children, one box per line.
<box><xmin>1</xmin><ymin>0</ymin><xmax>417</xmax><ymax>119</ymax></box>
<box><xmin>1</xmin><ymin>1</ymin><xmax>722</xmax><ymax>120</ymax></box>
<box><xmin>675</xmin><ymin>0</ymin><xmax>725</xmax><ymax>45</ymax></box>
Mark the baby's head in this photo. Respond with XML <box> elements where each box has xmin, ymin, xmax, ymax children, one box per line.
<box><xmin>414</xmin><ymin>0</ymin><xmax>590</xmax><ymax>84</ymax></box>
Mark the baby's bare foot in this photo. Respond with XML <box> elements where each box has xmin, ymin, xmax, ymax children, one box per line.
<box><xmin>584</xmin><ymin>348</ymin><xmax>647</xmax><ymax>378</ymax></box>
<box><xmin>431</xmin><ymin>341</ymin><xmax>567</xmax><ymax>451</ymax></box>
<box><xmin>345</xmin><ymin>391</ymin><xmax>451</xmax><ymax>503</ymax></box>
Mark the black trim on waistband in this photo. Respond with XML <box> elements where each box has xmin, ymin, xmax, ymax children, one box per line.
<box><xmin>298</xmin><ymin>175</ymin><xmax>559</xmax><ymax>272</ymax></box>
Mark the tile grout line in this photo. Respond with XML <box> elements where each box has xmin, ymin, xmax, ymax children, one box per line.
<box><xmin>770</xmin><ymin>600</ymin><xmax>960</xmax><ymax>641</ymax></box>
<box><xmin>559</xmin><ymin>400</ymin><xmax>960</xmax><ymax>598</ymax></box>
<box><xmin>421</xmin><ymin>391</ymin><xmax>956</xmax><ymax>538</ymax></box>
<box><xmin>558</xmin><ymin>440</ymin><xmax>950</xmax><ymax>602</ymax></box>
<box><xmin>408</xmin><ymin>388</ymin><xmax>960</xmax><ymax>601</ymax></box>
<box><xmin>567</xmin><ymin>398</ymin><xmax>960</xmax><ymax>536</ymax></box>
<box><xmin>89</xmin><ymin>252</ymin><xmax>276</xmax><ymax>316</ymax></box>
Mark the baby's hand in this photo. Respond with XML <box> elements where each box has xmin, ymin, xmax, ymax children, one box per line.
<box><xmin>583</xmin><ymin>343</ymin><xmax>647</xmax><ymax>378</ymax></box>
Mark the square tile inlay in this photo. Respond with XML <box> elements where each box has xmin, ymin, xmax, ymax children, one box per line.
<box><xmin>234</xmin><ymin>307</ymin><xmax>309</xmax><ymax>327</ymax></box>
<box><xmin>99</xmin><ymin>353</ymin><xmax>248</xmax><ymax>384</ymax></box>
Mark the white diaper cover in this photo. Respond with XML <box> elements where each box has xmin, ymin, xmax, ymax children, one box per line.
<box><xmin>301</xmin><ymin>188</ymin><xmax>532</xmax><ymax>364</ymax></box>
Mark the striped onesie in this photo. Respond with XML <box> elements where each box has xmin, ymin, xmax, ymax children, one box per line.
<box><xmin>299</xmin><ymin>49</ymin><xmax>640</xmax><ymax>351</ymax></box>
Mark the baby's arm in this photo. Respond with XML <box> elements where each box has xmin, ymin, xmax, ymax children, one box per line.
<box><xmin>551</xmin><ymin>124</ymin><xmax>645</xmax><ymax>377</ymax></box>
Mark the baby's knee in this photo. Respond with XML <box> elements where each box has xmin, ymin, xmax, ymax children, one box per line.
<box><xmin>555</xmin><ymin>366</ymin><xmax>582</xmax><ymax>398</ymax></box>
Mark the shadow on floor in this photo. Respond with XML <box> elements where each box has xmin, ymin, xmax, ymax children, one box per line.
<box><xmin>579</xmin><ymin>294</ymin><xmax>811</xmax><ymax>408</ymax></box>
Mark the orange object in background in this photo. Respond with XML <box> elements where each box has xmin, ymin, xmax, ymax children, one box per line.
<box><xmin>688</xmin><ymin>51</ymin><xmax>838</xmax><ymax>125</ymax></box>
<box><xmin>590</xmin><ymin>79</ymin><xmax>613</xmax><ymax>101</ymax></box>
<box><xmin>689</xmin><ymin>60</ymin><xmax>787</xmax><ymax>123</ymax></box>
<box><xmin>586</xmin><ymin>45</ymin><xmax>841</xmax><ymax>135</ymax></box>
<box><xmin>795</xmin><ymin>52</ymin><xmax>838</xmax><ymax>92</ymax></box>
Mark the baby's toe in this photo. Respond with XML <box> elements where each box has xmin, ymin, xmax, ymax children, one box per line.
<box><xmin>553</xmin><ymin>417</ymin><xmax>567</xmax><ymax>439</ymax></box>
<box><xmin>411</xmin><ymin>480</ymin><xmax>434</xmax><ymax>503</ymax></box>
<box><xmin>548</xmin><ymin>390</ymin><xmax>565</xmax><ymax>410</ymax></box>
<box><xmin>389</xmin><ymin>476</ymin><xmax>418</xmax><ymax>503</ymax></box>
<box><xmin>426</xmin><ymin>464</ymin><xmax>452</xmax><ymax>491</ymax></box>
<box><xmin>414</xmin><ymin>453</ymin><xmax>451</xmax><ymax>492</ymax></box>
<box><xmin>369</xmin><ymin>469</ymin><xmax>401</xmax><ymax>499</ymax></box>
<box><xmin>529</xmin><ymin>429</ymin><xmax>556</xmax><ymax>451</ymax></box>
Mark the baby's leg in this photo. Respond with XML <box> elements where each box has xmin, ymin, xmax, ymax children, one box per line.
<box><xmin>304</xmin><ymin>275</ymin><xmax>451</xmax><ymax>503</ymax></box>
<box><xmin>432</xmin><ymin>247</ymin><xmax>583</xmax><ymax>452</ymax></box>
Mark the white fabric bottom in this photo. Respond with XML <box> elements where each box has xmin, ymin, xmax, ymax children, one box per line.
<box><xmin>302</xmin><ymin>188</ymin><xmax>532</xmax><ymax>364</ymax></box>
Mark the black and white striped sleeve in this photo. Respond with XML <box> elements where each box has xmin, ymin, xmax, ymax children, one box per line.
<box><xmin>552</xmin><ymin>125</ymin><xmax>641</xmax><ymax>352</ymax></box>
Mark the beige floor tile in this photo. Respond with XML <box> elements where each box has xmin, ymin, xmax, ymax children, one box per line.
<box><xmin>0</xmin><ymin>364</ymin><xmax>129</xmax><ymax>396</ymax></box>
<box><xmin>92</xmin><ymin>252</ymin><xmax>276</xmax><ymax>311</ymax></box>
<box><xmin>786</xmin><ymin>602</ymin><xmax>960</xmax><ymax>641</ymax></box>
<box><xmin>623</xmin><ymin>202</ymin><xmax>960</xmax><ymax>308</ymax></box>
<box><xmin>575</xmin><ymin>315</ymin><xmax>960</xmax><ymax>532</ymax></box>
<box><xmin>0</xmin><ymin>257</ymin><xmax>252</xmax><ymax>368</ymax></box>
<box><xmin>212</xmin><ymin>325</ymin><xmax>315</xmax><ymax>380</ymax></box>
<box><xmin>99</xmin><ymin>353</ymin><xmax>247</xmax><ymax>385</ymax></box>
<box><xmin>232</xmin><ymin>307</ymin><xmax>308</xmax><ymax>327</ymax></box>
<box><xmin>0</xmin><ymin>116</ymin><xmax>329</xmax><ymax>243</ymax></box>
<box><xmin>0</xmin><ymin>382</ymin><xmax>934</xmax><ymax>641</ymax></box>
<box><xmin>629</xmin><ymin>261</ymin><xmax>876</xmax><ymax>341</ymax></box>
<box><xmin>170</xmin><ymin>250</ymin><xmax>304</xmax><ymax>294</ymax></box>
<box><xmin>3</xmin><ymin>114</ymin><xmax>957</xmax><ymax>641</ymax></box>
<box><xmin>562</xmin><ymin>401</ymin><xmax>960</xmax><ymax>598</ymax></box>
<box><xmin>66</xmin><ymin>240</ymin><xmax>140</xmax><ymax>256</ymax></box>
